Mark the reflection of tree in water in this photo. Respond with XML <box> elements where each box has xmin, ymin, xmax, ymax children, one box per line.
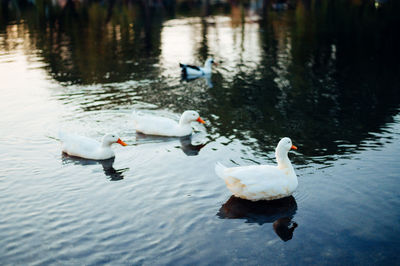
<box><xmin>218</xmin><ymin>195</ymin><xmax>298</xmax><ymax>241</ymax></box>
<box><xmin>1</xmin><ymin>1</ymin><xmax>164</xmax><ymax>84</ymax></box>
<box><xmin>1</xmin><ymin>0</ymin><xmax>399</xmax><ymax>163</ymax></box>
<box><xmin>126</xmin><ymin>1</ymin><xmax>400</xmax><ymax>163</ymax></box>
<box><xmin>205</xmin><ymin>0</ymin><xmax>400</xmax><ymax>163</ymax></box>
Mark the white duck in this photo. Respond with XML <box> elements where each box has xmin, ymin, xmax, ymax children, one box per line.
<box><xmin>60</xmin><ymin>132</ymin><xmax>127</xmax><ymax>160</ymax></box>
<box><xmin>132</xmin><ymin>110</ymin><xmax>206</xmax><ymax>137</ymax></box>
<box><xmin>215</xmin><ymin>137</ymin><xmax>298</xmax><ymax>201</ymax></box>
<box><xmin>180</xmin><ymin>58</ymin><xmax>216</xmax><ymax>77</ymax></box>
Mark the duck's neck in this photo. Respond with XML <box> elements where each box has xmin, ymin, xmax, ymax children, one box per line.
<box><xmin>203</xmin><ymin>61</ymin><xmax>212</xmax><ymax>71</ymax></box>
<box><xmin>178</xmin><ymin>118</ymin><xmax>191</xmax><ymax>128</ymax></box>
<box><xmin>101</xmin><ymin>142</ymin><xmax>112</xmax><ymax>148</ymax></box>
<box><xmin>276</xmin><ymin>150</ymin><xmax>295</xmax><ymax>173</ymax></box>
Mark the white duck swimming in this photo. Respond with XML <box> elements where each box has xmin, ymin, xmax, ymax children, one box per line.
<box><xmin>180</xmin><ymin>58</ymin><xmax>216</xmax><ymax>77</ymax></box>
<box><xmin>215</xmin><ymin>137</ymin><xmax>298</xmax><ymax>201</ymax></box>
<box><xmin>132</xmin><ymin>110</ymin><xmax>206</xmax><ymax>137</ymax></box>
<box><xmin>60</xmin><ymin>132</ymin><xmax>127</xmax><ymax>160</ymax></box>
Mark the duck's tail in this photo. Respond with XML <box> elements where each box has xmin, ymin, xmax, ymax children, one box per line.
<box><xmin>215</xmin><ymin>162</ymin><xmax>227</xmax><ymax>179</ymax></box>
<box><xmin>179</xmin><ymin>63</ymin><xmax>187</xmax><ymax>78</ymax></box>
<box><xmin>131</xmin><ymin>110</ymin><xmax>141</xmax><ymax>127</ymax></box>
<box><xmin>58</xmin><ymin>130</ymin><xmax>67</xmax><ymax>142</ymax></box>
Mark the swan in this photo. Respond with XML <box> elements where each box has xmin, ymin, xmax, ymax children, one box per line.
<box><xmin>132</xmin><ymin>110</ymin><xmax>205</xmax><ymax>137</ymax></box>
<box><xmin>60</xmin><ymin>132</ymin><xmax>127</xmax><ymax>160</ymax></box>
<box><xmin>215</xmin><ymin>137</ymin><xmax>298</xmax><ymax>201</ymax></box>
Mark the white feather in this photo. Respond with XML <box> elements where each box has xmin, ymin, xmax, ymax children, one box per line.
<box><xmin>59</xmin><ymin>132</ymin><xmax>126</xmax><ymax>160</ymax></box>
<box><xmin>216</xmin><ymin>137</ymin><xmax>298</xmax><ymax>201</ymax></box>
<box><xmin>132</xmin><ymin>110</ymin><xmax>205</xmax><ymax>137</ymax></box>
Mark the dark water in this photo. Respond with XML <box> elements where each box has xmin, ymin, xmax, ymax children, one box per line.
<box><xmin>1</xmin><ymin>1</ymin><xmax>400</xmax><ymax>264</ymax></box>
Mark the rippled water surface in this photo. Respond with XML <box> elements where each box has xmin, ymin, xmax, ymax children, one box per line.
<box><xmin>1</xmin><ymin>1</ymin><xmax>400</xmax><ymax>264</ymax></box>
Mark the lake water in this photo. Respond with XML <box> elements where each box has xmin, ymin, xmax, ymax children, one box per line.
<box><xmin>1</xmin><ymin>1</ymin><xmax>400</xmax><ymax>265</ymax></box>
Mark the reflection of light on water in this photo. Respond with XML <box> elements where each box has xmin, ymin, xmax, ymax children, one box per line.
<box><xmin>331</xmin><ymin>44</ymin><xmax>337</xmax><ymax>60</ymax></box>
<box><xmin>208</xmin><ymin>16</ymin><xmax>262</xmax><ymax>79</ymax></box>
<box><xmin>0</xmin><ymin>25</ymin><xmax>61</xmax><ymax>140</ymax></box>
<box><xmin>160</xmin><ymin>18</ymin><xmax>199</xmax><ymax>76</ymax></box>
<box><xmin>271</xmin><ymin>18</ymin><xmax>292</xmax><ymax>94</ymax></box>
<box><xmin>53</xmin><ymin>0</ymin><xmax>68</xmax><ymax>8</ymax></box>
<box><xmin>159</xmin><ymin>15</ymin><xmax>262</xmax><ymax>81</ymax></box>
<box><xmin>374</xmin><ymin>0</ymin><xmax>388</xmax><ymax>8</ymax></box>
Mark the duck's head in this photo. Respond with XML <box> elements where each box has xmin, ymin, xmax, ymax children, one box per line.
<box><xmin>180</xmin><ymin>110</ymin><xmax>206</xmax><ymax>125</ymax></box>
<box><xmin>204</xmin><ymin>58</ymin><xmax>217</xmax><ymax>68</ymax></box>
<box><xmin>102</xmin><ymin>134</ymin><xmax>128</xmax><ymax>146</ymax></box>
<box><xmin>276</xmin><ymin>137</ymin><xmax>297</xmax><ymax>154</ymax></box>
<box><xmin>276</xmin><ymin>137</ymin><xmax>297</xmax><ymax>170</ymax></box>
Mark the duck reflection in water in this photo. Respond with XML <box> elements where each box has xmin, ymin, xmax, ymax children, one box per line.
<box><xmin>179</xmin><ymin>135</ymin><xmax>207</xmax><ymax>156</ymax></box>
<box><xmin>181</xmin><ymin>73</ymin><xmax>213</xmax><ymax>88</ymax></box>
<box><xmin>136</xmin><ymin>132</ymin><xmax>208</xmax><ymax>156</ymax></box>
<box><xmin>61</xmin><ymin>154</ymin><xmax>128</xmax><ymax>181</ymax></box>
<box><xmin>218</xmin><ymin>196</ymin><xmax>298</xmax><ymax>241</ymax></box>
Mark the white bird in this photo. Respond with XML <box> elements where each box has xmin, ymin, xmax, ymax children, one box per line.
<box><xmin>59</xmin><ymin>132</ymin><xmax>127</xmax><ymax>160</ymax></box>
<box><xmin>132</xmin><ymin>110</ymin><xmax>206</xmax><ymax>137</ymax></box>
<box><xmin>215</xmin><ymin>137</ymin><xmax>298</xmax><ymax>201</ymax></box>
<box><xmin>180</xmin><ymin>58</ymin><xmax>217</xmax><ymax>78</ymax></box>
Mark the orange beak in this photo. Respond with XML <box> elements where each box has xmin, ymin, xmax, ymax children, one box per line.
<box><xmin>291</xmin><ymin>145</ymin><xmax>298</xmax><ymax>150</ymax></box>
<box><xmin>213</xmin><ymin>62</ymin><xmax>219</xmax><ymax>66</ymax></box>
<box><xmin>117</xmin><ymin>138</ymin><xmax>128</xmax><ymax>146</ymax></box>
<box><xmin>196</xmin><ymin>117</ymin><xmax>206</xmax><ymax>124</ymax></box>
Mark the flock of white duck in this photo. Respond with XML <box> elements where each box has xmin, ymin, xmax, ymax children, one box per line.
<box><xmin>60</xmin><ymin>58</ymin><xmax>298</xmax><ymax>201</ymax></box>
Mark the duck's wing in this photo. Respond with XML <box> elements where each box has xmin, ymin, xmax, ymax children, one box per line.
<box><xmin>179</xmin><ymin>63</ymin><xmax>201</xmax><ymax>71</ymax></box>
<box><xmin>224</xmin><ymin>165</ymin><xmax>283</xmax><ymax>185</ymax></box>
<box><xmin>221</xmin><ymin>165</ymin><xmax>289</xmax><ymax>197</ymax></box>
<box><xmin>180</xmin><ymin>63</ymin><xmax>204</xmax><ymax>78</ymax></box>
<box><xmin>185</xmin><ymin>64</ymin><xmax>201</xmax><ymax>71</ymax></box>
<box><xmin>132</xmin><ymin>113</ymin><xmax>179</xmax><ymax>136</ymax></box>
<box><xmin>60</xmin><ymin>133</ymin><xmax>100</xmax><ymax>155</ymax></box>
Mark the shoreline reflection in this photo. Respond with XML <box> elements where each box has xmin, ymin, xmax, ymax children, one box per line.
<box><xmin>218</xmin><ymin>196</ymin><xmax>298</xmax><ymax>241</ymax></box>
<box><xmin>0</xmin><ymin>0</ymin><xmax>398</xmax><ymax>164</ymax></box>
<box><xmin>61</xmin><ymin>154</ymin><xmax>128</xmax><ymax>181</ymax></box>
